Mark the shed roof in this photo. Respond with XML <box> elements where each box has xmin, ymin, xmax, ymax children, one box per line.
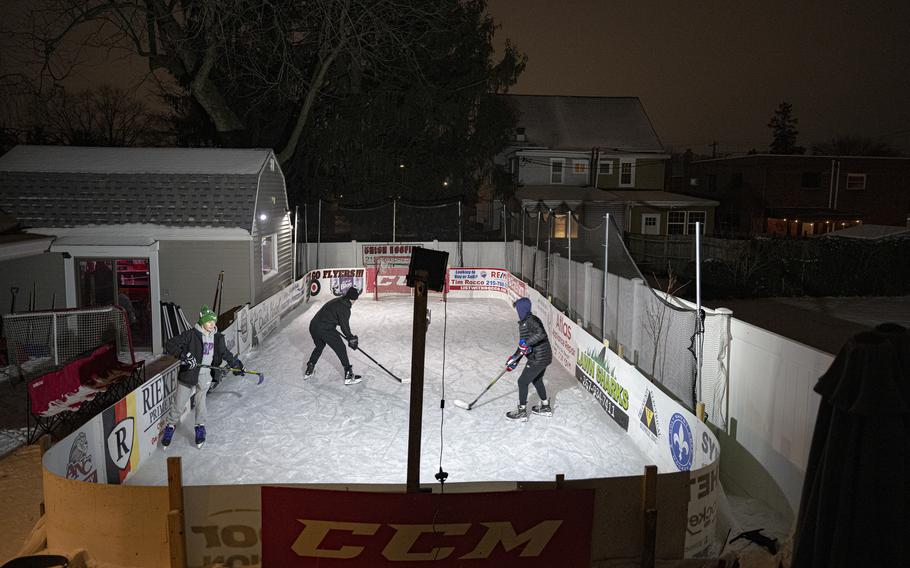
<box><xmin>0</xmin><ymin>146</ymin><xmax>280</xmax><ymax>230</ymax></box>
<box><xmin>503</xmin><ymin>95</ymin><xmax>664</xmax><ymax>153</ymax></box>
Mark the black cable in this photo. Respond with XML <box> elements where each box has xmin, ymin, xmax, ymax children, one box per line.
<box><xmin>435</xmin><ymin>293</ymin><xmax>450</xmax><ymax>492</ymax></box>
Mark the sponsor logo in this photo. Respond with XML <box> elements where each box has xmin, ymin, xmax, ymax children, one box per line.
<box><xmin>377</xmin><ymin>275</ymin><xmax>408</xmax><ymax>287</ymax></box>
<box><xmin>308</xmin><ymin>279</ymin><xmax>321</xmax><ymax>297</ymax></box>
<box><xmin>288</xmin><ymin>519</ymin><xmax>563</xmax><ymax>561</ymax></box>
<box><xmin>702</xmin><ymin>432</ymin><xmax>719</xmax><ymax>462</ymax></box>
<box><xmin>690</xmin><ymin>467</ymin><xmax>718</xmax><ymax>500</ymax></box>
<box><xmin>687</xmin><ymin>503</ymin><xmax>717</xmax><ymax>537</ymax></box>
<box><xmin>191</xmin><ymin>511</ymin><xmax>262</xmax><ymax>568</ymax></box>
<box><xmin>141</xmin><ymin>369</ymin><xmax>177</xmax><ymax>433</ymax></box>
<box><xmin>575</xmin><ymin>350</ymin><xmax>629</xmax><ymax>430</ymax></box>
<box><xmin>65</xmin><ymin>432</ymin><xmax>98</xmax><ymax>482</ymax></box>
<box><xmin>106</xmin><ymin>417</ymin><xmax>135</xmax><ymax>470</ymax></box>
<box><xmin>638</xmin><ymin>389</ymin><xmax>660</xmax><ymax>442</ymax></box>
<box><xmin>668</xmin><ymin>413</ymin><xmax>693</xmax><ymax>471</ymax></box>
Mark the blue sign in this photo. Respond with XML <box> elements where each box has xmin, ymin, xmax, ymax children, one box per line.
<box><xmin>668</xmin><ymin>413</ymin><xmax>693</xmax><ymax>471</ymax></box>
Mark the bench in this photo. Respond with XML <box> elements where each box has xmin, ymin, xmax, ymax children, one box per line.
<box><xmin>26</xmin><ymin>343</ymin><xmax>144</xmax><ymax>443</ymax></box>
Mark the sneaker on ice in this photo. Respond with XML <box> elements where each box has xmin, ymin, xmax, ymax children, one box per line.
<box><xmin>162</xmin><ymin>424</ymin><xmax>175</xmax><ymax>448</ymax></box>
<box><xmin>506</xmin><ymin>405</ymin><xmax>528</xmax><ymax>421</ymax></box>
<box><xmin>195</xmin><ymin>424</ymin><xmax>206</xmax><ymax>448</ymax></box>
<box><xmin>304</xmin><ymin>362</ymin><xmax>315</xmax><ymax>380</ymax></box>
<box><xmin>531</xmin><ymin>403</ymin><xmax>553</xmax><ymax>417</ymax></box>
<box><xmin>344</xmin><ymin>369</ymin><xmax>362</xmax><ymax>386</ymax></box>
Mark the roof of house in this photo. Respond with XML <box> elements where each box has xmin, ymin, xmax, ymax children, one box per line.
<box><xmin>693</xmin><ymin>154</ymin><xmax>910</xmax><ymax>164</ymax></box>
<box><xmin>824</xmin><ymin>224</ymin><xmax>910</xmax><ymax>240</ymax></box>
<box><xmin>515</xmin><ymin>186</ymin><xmax>719</xmax><ymax>208</ymax></box>
<box><xmin>0</xmin><ymin>145</ymin><xmax>280</xmax><ymax>230</ymax></box>
<box><xmin>503</xmin><ymin>95</ymin><xmax>664</xmax><ymax>153</ymax></box>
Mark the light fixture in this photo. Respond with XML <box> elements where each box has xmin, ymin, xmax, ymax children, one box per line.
<box><xmin>399</xmin><ymin>164</ymin><xmax>405</xmax><ymax>169</ymax></box>
<box><xmin>259</xmin><ymin>213</ymin><xmax>267</xmax><ymax>221</ymax></box>
<box><xmin>442</xmin><ymin>181</ymin><xmax>449</xmax><ymax>187</ymax></box>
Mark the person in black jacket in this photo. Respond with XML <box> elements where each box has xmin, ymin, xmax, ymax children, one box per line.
<box><xmin>505</xmin><ymin>297</ymin><xmax>553</xmax><ymax>421</ymax></box>
<box><xmin>305</xmin><ymin>286</ymin><xmax>362</xmax><ymax>385</ymax></box>
<box><xmin>161</xmin><ymin>305</ymin><xmax>243</xmax><ymax>448</ymax></box>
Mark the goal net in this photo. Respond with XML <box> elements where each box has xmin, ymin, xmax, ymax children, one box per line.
<box><xmin>368</xmin><ymin>258</ymin><xmax>447</xmax><ymax>302</ymax></box>
<box><xmin>3</xmin><ymin>305</ymin><xmax>135</xmax><ymax>381</ymax></box>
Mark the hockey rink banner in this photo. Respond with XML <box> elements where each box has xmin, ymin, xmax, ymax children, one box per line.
<box><xmin>361</xmin><ymin>243</ymin><xmax>420</xmax><ymax>267</ymax></box>
<box><xmin>261</xmin><ymin>486</ymin><xmax>594</xmax><ymax>567</ymax></box>
<box><xmin>184</xmin><ymin>484</ymin><xmax>263</xmax><ymax>568</ymax></box>
<box><xmin>447</xmin><ymin>268</ymin><xmax>508</xmax><ymax>292</ymax></box>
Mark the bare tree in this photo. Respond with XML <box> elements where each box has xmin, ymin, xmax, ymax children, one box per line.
<box><xmin>643</xmin><ymin>269</ymin><xmax>688</xmax><ymax>381</ymax></box>
<box><xmin>41</xmin><ymin>85</ymin><xmax>163</xmax><ymax>145</ymax></box>
<box><xmin>9</xmin><ymin>0</ymin><xmax>454</xmax><ymax>164</ymax></box>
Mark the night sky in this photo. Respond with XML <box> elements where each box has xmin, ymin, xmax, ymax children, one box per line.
<box><xmin>486</xmin><ymin>0</ymin><xmax>910</xmax><ymax>154</ymax></box>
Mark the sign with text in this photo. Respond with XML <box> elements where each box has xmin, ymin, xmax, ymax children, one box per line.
<box><xmin>262</xmin><ymin>487</ymin><xmax>593</xmax><ymax>567</ymax></box>
<box><xmin>447</xmin><ymin>268</ymin><xmax>508</xmax><ymax>293</ymax></box>
<box><xmin>362</xmin><ymin>243</ymin><xmax>420</xmax><ymax>267</ymax></box>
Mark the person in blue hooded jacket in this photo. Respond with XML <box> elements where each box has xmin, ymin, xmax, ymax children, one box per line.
<box><xmin>505</xmin><ymin>297</ymin><xmax>553</xmax><ymax>421</ymax></box>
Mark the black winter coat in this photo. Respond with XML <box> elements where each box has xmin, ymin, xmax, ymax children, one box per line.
<box><xmin>516</xmin><ymin>313</ymin><xmax>552</xmax><ymax>367</ymax></box>
<box><xmin>165</xmin><ymin>327</ymin><xmax>239</xmax><ymax>387</ymax></box>
<box><xmin>310</xmin><ymin>297</ymin><xmax>355</xmax><ymax>340</ymax></box>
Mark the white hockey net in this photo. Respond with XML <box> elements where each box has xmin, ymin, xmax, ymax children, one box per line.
<box><xmin>372</xmin><ymin>257</ymin><xmax>411</xmax><ymax>301</ymax></box>
<box><xmin>3</xmin><ymin>305</ymin><xmax>134</xmax><ymax>381</ymax></box>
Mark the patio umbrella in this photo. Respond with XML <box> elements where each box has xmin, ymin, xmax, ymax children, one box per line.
<box><xmin>792</xmin><ymin>325</ymin><xmax>910</xmax><ymax>567</ymax></box>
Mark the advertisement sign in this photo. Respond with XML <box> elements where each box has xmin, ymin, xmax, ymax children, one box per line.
<box><xmin>262</xmin><ymin>487</ymin><xmax>594</xmax><ymax>567</ymax></box>
<box><xmin>184</xmin><ymin>484</ymin><xmax>263</xmax><ymax>568</ymax></box>
<box><xmin>447</xmin><ymin>268</ymin><xmax>508</xmax><ymax>293</ymax></box>
<box><xmin>686</xmin><ymin>460</ymin><xmax>720</xmax><ymax>558</ymax></box>
<box><xmin>61</xmin><ymin>419</ymin><xmax>107</xmax><ymax>484</ymax></box>
<box><xmin>135</xmin><ymin>362</ymin><xmax>178</xmax><ymax>464</ymax></box>
<box><xmin>235</xmin><ymin>305</ymin><xmax>252</xmax><ymax>355</ymax></box>
<box><xmin>362</xmin><ymin>243</ymin><xmax>420</xmax><ymax>267</ymax></box>
<box><xmin>549</xmin><ymin>311</ymin><xmax>577</xmax><ymax>371</ymax></box>
<box><xmin>507</xmin><ymin>272</ymin><xmax>527</xmax><ymax>302</ymax></box>
<box><xmin>101</xmin><ymin>391</ymin><xmax>140</xmax><ymax>484</ymax></box>
<box><xmin>365</xmin><ymin>265</ymin><xmax>410</xmax><ymax>295</ymax></box>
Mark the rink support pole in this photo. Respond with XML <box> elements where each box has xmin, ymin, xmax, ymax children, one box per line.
<box><xmin>406</xmin><ymin>270</ymin><xmax>430</xmax><ymax>493</ymax></box>
<box><xmin>640</xmin><ymin>464</ymin><xmax>657</xmax><ymax>568</ymax></box>
<box><xmin>167</xmin><ymin>456</ymin><xmax>188</xmax><ymax>568</ymax></box>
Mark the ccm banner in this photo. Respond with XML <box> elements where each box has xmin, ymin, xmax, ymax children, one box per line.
<box><xmin>262</xmin><ymin>487</ymin><xmax>594</xmax><ymax>567</ymax></box>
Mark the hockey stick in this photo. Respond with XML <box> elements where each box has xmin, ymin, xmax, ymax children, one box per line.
<box><xmin>198</xmin><ymin>363</ymin><xmax>265</xmax><ymax>385</ymax></box>
<box><xmin>356</xmin><ymin>345</ymin><xmax>406</xmax><ymax>384</ymax></box>
<box><xmin>453</xmin><ymin>367</ymin><xmax>512</xmax><ymax>410</ymax></box>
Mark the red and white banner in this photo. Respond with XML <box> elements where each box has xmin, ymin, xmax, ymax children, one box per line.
<box><xmin>262</xmin><ymin>487</ymin><xmax>593</xmax><ymax>567</ymax></box>
<box><xmin>362</xmin><ymin>243</ymin><xmax>420</xmax><ymax>267</ymax></box>
<box><xmin>365</xmin><ymin>265</ymin><xmax>411</xmax><ymax>295</ymax></box>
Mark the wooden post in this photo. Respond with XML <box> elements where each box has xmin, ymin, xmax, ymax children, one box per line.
<box><xmin>555</xmin><ymin>473</ymin><xmax>565</xmax><ymax>489</ymax></box>
<box><xmin>406</xmin><ymin>271</ymin><xmax>429</xmax><ymax>493</ymax></box>
<box><xmin>641</xmin><ymin>465</ymin><xmax>657</xmax><ymax>568</ymax></box>
<box><xmin>167</xmin><ymin>457</ymin><xmax>188</xmax><ymax>568</ymax></box>
<box><xmin>37</xmin><ymin>434</ymin><xmax>51</xmax><ymax>455</ymax></box>
<box><xmin>696</xmin><ymin>402</ymin><xmax>706</xmax><ymax>423</ymax></box>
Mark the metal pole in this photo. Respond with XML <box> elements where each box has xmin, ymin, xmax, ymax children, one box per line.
<box><xmin>316</xmin><ymin>200</ymin><xmax>322</xmax><ymax>269</ymax></box>
<box><xmin>602</xmin><ymin>213</ymin><xmax>610</xmax><ymax>343</ymax></box>
<box><xmin>292</xmin><ymin>206</ymin><xmax>299</xmax><ymax>280</ymax></box>
<box><xmin>695</xmin><ymin>221</ymin><xmax>703</xmax><ymax>404</ymax></box>
<box><xmin>304</xmin><ymin>203</ymin><xmax>309</xmax><ymax>273</ymax></box>
<box><xmin>392</xmin><ymin>199</ymin><xmax>397</xmax><ymax>243</ymax></box>
<box><xmin>567</xmin><ymin>212</ymin><xmax>572</xmax><ymax>316</ymax></box>
<box><xmin>546</xmin><ymin>210</ymin><xmax>552</xmax><ymax>298</ymax></box>
<box><xmin>533</xmin><ymin>208</ymin><xmax>541</xmax><ymax>289</ymax></box>
<box><xmin>520</xmin><ymin>208</ymin><xmax>525</xmax><ymax>279</ymax></box>
<box><xmin>458</xmin><ymin>200</ymin><xmax>464</xmax><ymax>267</ymax></box>
<box><xmin>503</xmin><ymin>202</ymin><xmax>508</xmax><ymax>272</ymax></box>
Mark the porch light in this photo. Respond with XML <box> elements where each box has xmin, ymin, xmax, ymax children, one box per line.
<box><xmin>259</xmin><ymin>213</ymin><xmax>268</xmax><ymax>221</ymax></box>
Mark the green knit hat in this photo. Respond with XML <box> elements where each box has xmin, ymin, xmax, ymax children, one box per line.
<box><xmin>198</xmin><ymin>305</ymin><xmax>217</xmax><ymax>326</ymax></box>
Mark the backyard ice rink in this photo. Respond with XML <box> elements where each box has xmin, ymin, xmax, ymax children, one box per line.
<box><xmin>127</xmin><ymin>295</ymin><xmax>649</xmax><ymax>487</ymax></box>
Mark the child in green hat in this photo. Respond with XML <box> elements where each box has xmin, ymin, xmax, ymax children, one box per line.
<box><xmin>162</xmin><ymin>305</ymin><xmax>243</xmax><ymax>448</ymax></box>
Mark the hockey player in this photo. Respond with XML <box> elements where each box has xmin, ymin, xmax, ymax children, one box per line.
<box><xmin>505</xmin><ymin>297</ymin><xmax>553</xmax><ymax>421</ymax></box>
<box><xmin>305</xmin><ymin>286</ymin><xmax>362</xmax><ymax>385</ymax></box>
<box><xmin>162</xmin><ymin>305</ymin><xmax>244</xmax><ymax>448</ymax></box>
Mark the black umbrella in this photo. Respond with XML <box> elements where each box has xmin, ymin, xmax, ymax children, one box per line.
<box><xmin>792</xmin><ymin>324</ymin><xmax>910</xmax><ymax>567</ymax></box>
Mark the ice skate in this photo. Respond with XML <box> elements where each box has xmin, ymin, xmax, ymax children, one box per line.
<box><xmin>195</xmin><ymin>424</ymin><xmax>206</xmax><ymax>449</ymax></box>
<box><xmin>506</xmin><ymin>405</ymin><xmax>528</xmax><ymax>422</ymax></box>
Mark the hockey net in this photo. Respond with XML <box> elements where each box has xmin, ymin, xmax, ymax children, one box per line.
<box><xmin>3</xmin><ymin>305</ymin><xmax>135</xmax><ymax>381</ymax></box>
<box><xmin>368</xmin><ymin>258</ymin><xmax>447</xmax><ymax>301</ymax></box>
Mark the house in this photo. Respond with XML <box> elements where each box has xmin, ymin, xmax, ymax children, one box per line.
<box><xmin>500</xmin><ymin>95</ymin><xmax>717</xmax><ymax>237</ymax></box>
<box><xmin>685</xmin><ymin>154</ymin><xmax>910</xmax><ymax>237</ymax></box>
<box><xmin>0</xmin><ymin>145</ymin><xmax>294</xmax><ymax>353</ymax></box>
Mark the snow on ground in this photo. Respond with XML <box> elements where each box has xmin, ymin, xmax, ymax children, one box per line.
<box><xmin>128</xmin><ymin>296</ymin><xmax>649</xmax><ymax>486</ymax></box>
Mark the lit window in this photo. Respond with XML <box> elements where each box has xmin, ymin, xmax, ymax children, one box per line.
<box><xmin>552</xmin><ymin>214</ymin><xmax>579</xmax><ymax>238</ymax></box>
<box><xmin>262</xmin><ymin>233</ymin><xmax>279</xmax><ymax>279</ymax></box>
<box><xmin>846</xmin><ymin>173</ymin><xmax>866</xmax><ymax>190</ymax></box>
<box><xmin>550</xmin><ymin>159</ymin><xmax>564</xmax><ymax>184</ymax></box>
<box><xmin>572</xmin><ymin>160</ymin><xmax>588</xmax><ymax>175</ymax></box>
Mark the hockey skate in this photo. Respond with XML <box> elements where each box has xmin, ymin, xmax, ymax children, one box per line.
<box><xmin>304</xmin><ymin>362</ymin><xmax>315</xmax><ymax>380</ymax></box>
<box><xmin>162</xmin><ymin>424</ymin><xmax>175</xmax><ymax>448</ymax></box>
<box><xmin>195</xmin><ymin>424</ymin><xmax>206</xmax><ymax>449</ymax></box>
<box><xmin>506</xmin><ymin>405</ymin><xmax>528</xmax><ymax>422</ymax></box>
<box><xmin>344</xmin><ymin>369</ymin><xmax>362</xmax><ymax>386</ymax></box>
<box><xmin>531</xmin><ymin>402</ymin><xmax>553</xmax><ymax>417</ymax></box>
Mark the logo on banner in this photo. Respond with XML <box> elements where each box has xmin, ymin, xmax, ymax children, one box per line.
<box><xmin>638</xmin><ymin>390</ymin><xmax>660</xmax><ymax>442</ymax></box>
<box><xmin>668</xmin><ymin>413</ymin><xmax>693</xmax><ymax>471</ymax></box>
<box><xmin>107</xmin><ymin>417</ymin><xmax>135</xmax><ymax>470</ymax></box>
<box><xmin>575</xmin><ymin>349</ymin><xmax>630</xmax><ymax>431</ymax></box>
<box><xmin>65</xmin><ymin>432</ymin><xmax>98</xmax><ymax>482</ymax></box>
<box><xmin>140</xmin><ymin>367</ymin><xmax>177</xmax><ymax>443</ymax></box>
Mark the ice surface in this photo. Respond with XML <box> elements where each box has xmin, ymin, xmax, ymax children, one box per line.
<box><xmin>127</xmin><ymin>297</ymin><xmax>649</xmax><ymax>486</ymax></box>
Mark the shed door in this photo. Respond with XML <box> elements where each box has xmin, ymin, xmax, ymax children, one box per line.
<box><xmin>641</xmin><ymin>214</ymin><xmax>661</xmax><ymax>235</ymax></box>
<box><xmin>76</xmin><ymin>258</ymin><xmax>152</xmax><ymax>351</ymax></box>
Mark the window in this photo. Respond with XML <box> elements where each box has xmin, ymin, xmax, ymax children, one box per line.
<box><xmin>687</xmin><ymin>211</ymin><xmax>707</xmax><ymax>235</ymax></box>
<box><xmin>550</xmin><ymin>159</ymin><xmax>564</xmax><ymax>184</ymax></box>
<box><xmin>572</xmin><ymin>160</ymin><xmax>588</xmax><ymax>175</ymax></box>
<box><xmin>598</xmin><ymin>160</ymin><xmax>613</xmax><ymax>176</ymax></box>
<box><xmin>846</xmin><ymin>173</ymin><xmax>866</xmax><ymax>190</ymax></box>
<box><xmin>667</xmin><ymin>211</ymin><xmax>686</xmax><ymax>235</ymax></box>
<box><xmin>262</xmin><ymin>233</ymin><xmax>278</xmax><ymax>279</ymax></box>
<box><xmin>801</xmin><ymin>172</ymin><xmax>821</xmax><ymax>189</ymax></box>
<box><xmin>552</xmin><ymin>214</ymin><xmax>579</xmax><ymax>238</ymax></box>
<box><xmin>620</xmin><ymin>159</ymin><xmax>634</xmax><ymax>187</ymax></box>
